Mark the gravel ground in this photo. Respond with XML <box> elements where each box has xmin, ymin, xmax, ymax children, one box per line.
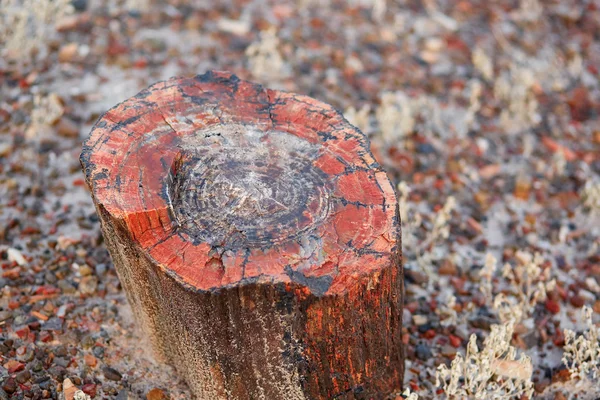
<box><xmin>0</xmin><ymin>0</ymin><xmax>599</xmax><ymax>399</ymax></box>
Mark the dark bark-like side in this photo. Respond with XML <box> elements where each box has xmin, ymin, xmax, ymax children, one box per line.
<box><xmin>81</xmin><ymin>71</ymin><xmax>404</xmax><ymax>399</ymax></box>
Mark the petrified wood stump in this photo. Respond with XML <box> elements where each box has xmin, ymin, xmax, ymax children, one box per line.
<box><xmin>81</xmin><ymin>71</ymin><xmax>404</xmax><ymax>399</ymax></box>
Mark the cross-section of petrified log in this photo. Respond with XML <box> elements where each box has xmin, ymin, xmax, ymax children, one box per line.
<box><xmin>81</xmin><ymin>71</ymin><xmax>404</xmax><ymax>400</ymax></box>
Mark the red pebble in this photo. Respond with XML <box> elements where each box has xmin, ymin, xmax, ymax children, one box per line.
<box><xmin>423</xmin><ymin>329</ymin><xmax>436</xmax><ymax>339</ymax></box>
<box><xmin>449</xmin><ymin>334</ymin><xmax>462</xmax><ymax>348</ymax></box>
<box><xmin>15</xmin><ymin>326</ymin><xmax>30</xmax><ymax>339</ymax></box>
<box><xmin>2</xmin><ymin>268</ymin><xmax>20</xmax><ymax>279</ymax></box>
<box><xmin>4</xmin><ymin>360</ymin><xmax>25</xmax><ymax>373</ymax></box>
<box><xmin>545</xmin><ymin>299</ymin><xmax>560</xmax><ymax>314</ymax></box>
<box><xmin>34</xmin><ymin>285</ymin><xmax>59</xmax><ymax>295</ymax></box>
<box><xmin>39</xmin><ymin>331</ymin><xmax>53</xmax><ymax>342</ymax></box>
<box><xmin>82</xmin><ymin>383</ymin><xmax>97</xmax><ymax>397</ymax></box>
<box><xmin>553</xmin><ymin>329</ymin><xmax>565</xmax><ymax>346</ymax></box>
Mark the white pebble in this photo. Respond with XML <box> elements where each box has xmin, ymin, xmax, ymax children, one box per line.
<box><xmin>7</xmin><ymin>248</ymin><xmax>26</xmax><ymax>266</ymax></box>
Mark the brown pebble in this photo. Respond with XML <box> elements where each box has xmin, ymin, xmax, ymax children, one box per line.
<box><xmin>56</xmin><ymin>117</ymin><xmax>79</xmax><ymax>138</ymax></box>
<box><xmin>554</xmin><ymin>391</ymin><xmax>567</xmax><ymax>400</ymax></box>
<box><xmin>534</xmin><ymin>380</ymin><xmax>550</xmax><ymax>393</ymax></box>
<box><xmin>62</xmin><ymin>378</ymin><xmax>77</xmax><ymax>400</ymax></box>
<box><xmin>569</xmin><ymin>294</ymin><xmax>585</xmax><ymax>308</ymax></box>
<box><xmin>146</xmin><ymin>388</ymin><xmax>168</xmax><ymax>400</ymax></box>
<box><xmin>56</xmin><ymin>15</ymin><xmax>79</xmax><ymax>31</ymax></box>
<box><xmin>58</xmin><ymin>43</ymin><xmax>79</xmax><ymax>63</ymax></box>
<box><xmin>405</xmin><ymin>269</ymin><xmax>429</xmax><ymax>285</ymax></box>
<box><xmin>84</xmin><ymin>354</ymin><xmax>97</xmax><ymax>367</ymax></box>
<box><xmin>102</xmin><ymin>366</ymin><xmax>122</xmax><ymax>381</ymax></box>
<box><xmin>551</xmin><ymin>368</ymin><xmax>571</xmax><ymax>383</ymax></box>
<box><xmin>479</xmin><ymin>164</ymin><xmax>500</xmax><ymax>179</ymax></box>
<box><xmin>439</xmin><ymin>259</ymin><xmax>457</xmax><ymax>275</ymax></box>
<box><xmin>594</xmin><ymin>300</ymin><xmax>600</xmax><ymax>314</ymax></box>
<box><xmin>2</xmin><ymin>378</ymin><xmax>16</xmax><ymax>394</ymax></box>
<box><xmin>15</xmin><ymin>369</ymin><xmax>31</xmax><ymax>384</ymax></box>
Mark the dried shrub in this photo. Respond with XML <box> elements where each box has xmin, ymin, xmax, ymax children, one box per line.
<box><xmin>245</xmin><ymin>27</ymin><xmax>286</xmax><ymax>81</ymax></box>
<box><xmin>562</xmin><ymin>306</ymin><xmax>600</xmax><ymax>381</ymax></box>
<box><xmin>436</xmin><ymin>322</ymin><xmax>534</xmax><ymax>399</ymax></box>
<box><xmin>0</xmin><ymin>0</ymin><xmax>73</xmax><ymax>64</ymax></box>
<box><xmin>581</xmin><ymin>180</ymin><xmax>600</xmax><ymax>216</ymax></box>
<box><xmin>480</xmin><ymin>251</ymin><xmax>555</xmax><ymax>324</ymax></box>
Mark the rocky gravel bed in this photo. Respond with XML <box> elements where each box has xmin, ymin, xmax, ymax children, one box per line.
<box><xmin>1</xmin><ymin>0</ymin><xmax>599</xmax><ymax>399</ymax></box>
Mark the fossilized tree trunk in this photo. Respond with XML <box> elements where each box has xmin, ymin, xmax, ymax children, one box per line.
<box><xmin>81</xmin><ymin>71</ymin><xmax>404</xmax><ymax>400</ymax></box>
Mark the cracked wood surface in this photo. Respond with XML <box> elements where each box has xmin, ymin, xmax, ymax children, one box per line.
<box><xmin>81</xmin><ymin>70</ymin><xmax>404</xmax><ymax>399</ymax></box>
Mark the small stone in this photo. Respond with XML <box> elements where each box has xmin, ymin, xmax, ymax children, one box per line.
<box><xmin>594</xmin><ymin>300</ymin><xmax>600</xmax><ymax>314</ymax></box>
<box><xmin>31</xmin><ymin>359</ymin><xmax>44</xmax><ymax>372</ymax></box>
<box><xmin>55</xmin><ymin>357</ymin><xmax>71</xmax><ymax>368</ymax></box>
<box><xmin>438</xmin><ymin>260</ymin><xmax>457</xmax><ymax>276</ymax></box>
<box><xmin>585</xmin><ymin>277</ymin><xmax>600</xmax><ymax>293</ymax></box>
<box><xmin>56</xmin><ymin>304</ymin><xmax>69</xmax><ymax>318</ymax></box>
<box><xmin>7</xmin><ymin>248</ymin><xmax>26</xmax><ymax>265</ymax></box>
<box><xmin>534</xmin><ymin>380</ymin><xmax>550</xmax><ymax>393</ymax></box>
<box><xmin>1</xmin><ymin>267</ymin><xmax>19</xmax><ymax>280</ymax></box>
<box><xmin>92</xmin><ymin>346</ymin><xmax>104</xmax><ymax>358</ymax></box>
<box><xmin>56</xmin><ymin>15</ymin><xmax>79</xmax><ymax>31</ymax></box>
<box><xmin>48</xmin><ymin>365</ymin><xmax>66</xmax><ymax>380</ymax></box>
<box><xmin>71</xmin><ymin>0</ymin><xmax>87</xmax><ymax>11</ymax></box>
<box><xmin>102</xmin><ymin>366</ymin><xmax>122</xmax><ymax>381</ymax></box>
<box><xmin>415</xmin><ymin>343</ymin><xmax>432</xmax><ymax>360</ymax></box>
<box><xmin>95</xmin><ymin>264</ymin><xmax>107</xmax><ymax>276</ymax></box>
<box><xmin>440</xmin><ymin>345</ymin><xmax>457</xmax><ymax>357</ymax></box>
<box><xmin>554</xmin><ymin>391</ymin><xmax>567</xmax><ymax>400</ymax></box>
<box><xmin>79</xmin><ymin>264</ymin><xmax>93</xmax><ymax>276</ymax></box>
<box><xmin>56</xmin><ymin>117</ymin><xmax>79</xmax><ymax>138</ymax></box>
<box><xmin>2</xmin><ymin>378</ymin><xmax>16</xmax><ymax>394</ymax></box>
<box><xmin>424</xmin><ymin>37</ymin><xmax>444</xmax><ymax>52</ymax></box>
<box><xmin>79</xmin><ymin>276</ymin><xmax>98</xmax><ymax>294</ymax></box>
<box><xmin>469</xmin><ymin>315</ymin><xmax>495</xmax><ymax>330</ymax></box>
<box><xmin>3</xmin><ymin>359</ymin><xmax>25</xmax><ymax>374</ymax></box>
<box><xmin>57</xmin><ymin>236</ymin><xmax>80</xmax><ymax>250</ymax></box>
<box><xmin>0</xmin><ymin>143</ymin><xmax>11</xmax><ymax>158</ymax></box>
<box><xmin>217</xmin><ymin>18</ymin><xmax>250</xmax><ymax>35</ymax></box>
<box><xmin>58</xmin><ymin>43</ymin><xmax>79</xmax><ymax>63</ymax></box>
<box><xmin>15</xmin><ymin>369</ymin><xmax>31</xmax><ymax>383</ymax></box>
<box><xmin>405</xmin><ymin>269</ymin><xmax>428</xmax><ymax>285</ymax></box>
<box><xmin>16</xmin><ymin>346</ymin><xmax>34</xmax><ymax>362</ymax></box>
<box><xmin>0</xmin><ymin>387</ymin><xmax>8</xmax><ymax>400</ymax></box>
<box><xmin>63</xmin><ymin>378</ymin><xmax>77</xmax><ymax>400</ymax></box>
<box><xmin>551</xmin><ymin>368</ymin><xmax>571</xmax><ymax>383</ymax></box>
<box><xmin>0</xmin><ymin>311</ymin><xmax>12</xmax><ymax>322</ymax></box>
<box><xmin>84</xmin><ymin>354</ymin><xmax>97</xmax><ymax>367</ymax></box>
<box><xmin>42</xmin><ymin>317</ymin><xmax>63</xmax><ymax>331</ymax></box>
<box><xmin>412</xmin><ymin>314</ymin><xmax>428</xmax><ymax>326</ymax></box>
<box><xmin>569</xmin><ymin>294</ymin><xmax>585</xmax><ymax>308</ymax></box>
<box><xmin>448</xmin><ymin>334</ymin><xmax>462</xmax><ymax>348</ymax></box>
<box><xmin>58</xmin><ymin>280</ymin><xmax>77</xmax><ymax>294</ymax></box>
<box><xmin>81</xmin><ymin>384</ymin><xmax>97</xmax><ymax>398</ymax></box>
<box><xmin>545</xmin><ymin>299</ymin><xmax>560</xmax><ymax>314</ymax></box>
<box><xmin>420</xmin><ymin>50</ymin><xmax>439</xmax><ymax>64</ymax></box>
<box><xmin>115</xmin><ymin>389</ymin><xmax>129</xmax><ymax>400</ymax></box>
<box><xmin>146</xmin><ymin>388</ymin><xmax>168</xmax><ymax>400</ymax></box>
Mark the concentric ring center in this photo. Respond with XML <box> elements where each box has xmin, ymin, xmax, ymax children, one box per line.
<box><xmin>168</xmin><ymin>124</ymin><xmax>332</xmax><ymax>250</ymax></box>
